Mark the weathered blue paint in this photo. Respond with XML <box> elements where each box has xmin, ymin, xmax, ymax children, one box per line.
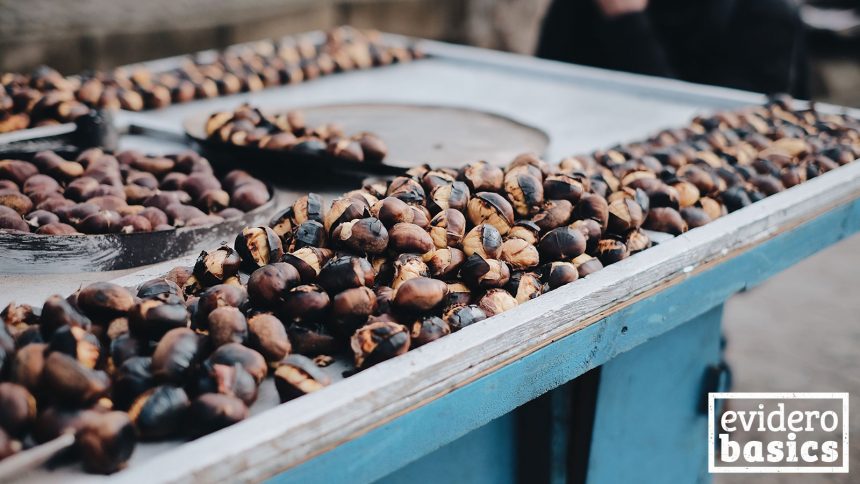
<box><xmin>267</xmin><ymin>199</ymin><xmax>860</xmax><ymax>484</ymax></box>
<box><xmin>587</xmin><ymin>304</ymin><xmax>723</xmax><ymax>484</ymax></box>
<box><xmin>375</xmin><ymin>413</ymin><xmax>517</xmax><ymax>484</ymax></box>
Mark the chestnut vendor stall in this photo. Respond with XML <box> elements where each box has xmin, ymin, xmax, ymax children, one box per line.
<box><xmin>0</xmin><ymin>34</ymin><xmax>858</xmax><ymax>483</ymax></box>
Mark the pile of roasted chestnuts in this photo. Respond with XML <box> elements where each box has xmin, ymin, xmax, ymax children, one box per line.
<box><xmin>0</xmin><ymin>26</ymin><xmax>422</xmax><ymax>133</ymax></box>
<box><xmin>0</xmin><ymin>149</ymin><xmax>270</xmax><ymax>234</ymax></box>
<box><xmin>204</xmin><ymin>104</ymin><xmax>388</xmax><ymax>163</ymax></box>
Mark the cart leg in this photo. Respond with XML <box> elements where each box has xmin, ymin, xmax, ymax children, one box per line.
<box><xmin>585</xmin><ymin>304</ymin><xmax>724</xmax><ymax>484</ymax></box>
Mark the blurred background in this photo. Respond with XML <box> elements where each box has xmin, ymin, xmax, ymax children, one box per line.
<box><xmin>1</xmin><ymin>0</ymin><xmax>858</xmax><ymax>106</ymax></box>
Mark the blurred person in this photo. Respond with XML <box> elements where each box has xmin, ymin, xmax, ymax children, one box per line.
<box><xmin>537</xmin><ymin>0</ymin><xmax>809</xmax><ymax>97</ymax></box>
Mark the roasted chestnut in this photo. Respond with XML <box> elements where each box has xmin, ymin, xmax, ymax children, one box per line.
<box><xmin>443</xmin><ymin>304</ymin><xmax>487</xmax><ymax>332</ymax></box>
<box><xmin>128</xmin><ymin>300</ymin><xmax>189</xmax><ymax>341</ymax></box>
<box><xmin>40</xmin><ymin>294</ymin><xmax>92</xmax><ymax>338</ymax></box>
<box><xmin>351</xmin><ymin>321</ymin><xmax>410</xmax><ymax>369</ymax></box>
<box><xmin>543</xmin><ymin>262</ymin><xmax>579</xmax><ymax>289</ymax></box>
<box><xmin>286</xmin><ymin>323</ymin><xmax>339</xmax><ymax>357</ymax></box>
<box><xmin>150</xmin><ymin>328</ymin><xmax>203</xmax><ymax>384</ymax></box>
<box><xmin>274</xmin><ymin>355</ymin><xmax>331</xmax><ymax>402</ymax></box>
<box><xmin>392</xmin><ymin>277</ymin><xmax>449</xmax><ymax>315</ymax></box>
<box><xmin>207</xmin><ymin>307</ymin><xmax>248</xmax><ymax>348</ymax></box>
<box><xmin>573</xmin><ymin>194</ymin><xmax>609</xmax><ymax>230</ymax></box>
<box><xmin>504</xmin><ymin>172</ymin><xmax>544</xmax><ymax>218</ymax></box>
<box><xmin>282</xmin><ymin>247</ymin><xmax>334</xmax><ymax>283</ymax></box>
<box><xmin>643</xmin><ymin>207</ymin><xmax>688</xmax><ymax>235</ymax></box>
<box><xmin>595</xmin><ymin>238</ymin><xmax>630</xmax><ymax>265</ymax></box>
<box><xmin>189</xmin><ymin>361</ymin><xmax>258</xmax><ymax>406</ymax></box>
<box><xmin>467</xmin><ymin>192</ymin><xmax>514</xmax><ymax>234</ymax></box>
<box><xmin>291</xmin><ymin>220</ymin><xmax>328</xmax><ymax>250</ymax></box>
<box><xmin>317</xmin><ymin>256</ymin><xmax>375</xmax><ymax>294</ymax></box>
<box><xmin>572</xmin><ymin>254</ymin><xmax>604</xmax><ymax>277</ymax></box>
<box><xmin>185</xmin><ymin>393</ymin><xmax>248</xmax><ymax>438</ymax></box>
<box><xmin>538</xmin><ymin>227</ymin><xmax>586</xmax><ymax>262</ymax></box>
<box><xmin>532</xmin><ymin>199</ymin><xmax>574</xmax><ymax>232</ymax></box>
<box><xmin>625</xmin><ymin>229</ymin><xmax>652</xmax><ymax>253</ymax></box>
<box><xmin>331</xmin><ymin>217</ymin><xmax>388</xmax><ymax>254</ymax></box>
<box><xmin>112</xmin><ymin>356</ymin><xmax>155</xmax><ymax>411</ymax></box>
<box><xmin>430</xmin><ymin>181</ymin><xmax>470</xmax><ymax>213</ymax></box>
<box><xmin>42</xmin><ymin>351</ymin><xmax>110</xmax><ymax>407</ymax></box>
<box><xmin>462</xmin><ymin>224</ymin><xmax>502</xmax><ymax>259</ymax></box>
<box><xmin>507</xmin><ymin>220</ymin><xmax>541</xmax><ymax>246</ymax></box>
<box><xmin>606</xmin><ymin>198</ymin><xmax>644</xmax><ymax>236</ymax></box>
<box><xmin>410</xmin><ymin>316</ymin><xmax>450</xmax><ymax>347</ymax></box>
<box><xmin>460</xmin><ymin>255</ymin><xmax>511</xmax><ymax>289</ymax></box>
<box><xmin>0</xmin><ymin>383</ymin><xmax>37</xmax><ymax>436</ymax></box>
<box><xmin>127</xmin><ymin>385</ymin><xmax>190</xmax><ymax>440</ymax></box>
<box><xmin>459</xmin><ymin>161</ymin><xmax>504</xmax><ymax>192</ymax></box>
<box><xmin>193</xmin><ymin>246</ymin><xmax>242</xmax><ymax>286</ymax></box>
<box><xmin>234</xmin><ymin>226</ymin><xmax>284</xmax><ymax>270</ymax></box>
<box><xmin>207</xmin><ymin>343</ymin><xmax>267</xmax><ymax>385</ymax></box>
<box><xmin>386</xmin><ymin>176</ymin><xmax>425</xmax><ymax>205</ymax></box>
<box><xmin>330</xmin><ymin>286</ymin><xmax>377</xmax><ymax>337</ymax></box>
<box><xmin>427</xmin><ymin>247</ymin><xmax>466</xmax><ymax>279</ymax></box>
<box><xmin>246</xmin><ymin>262</ymin><xmax>301</xmax><ymax>309</ymax></box>
<box><xmin>429</xmin><ymin>209</ymin><xmax>467</xmax><ymax>249</ymax></box>
<box><xmin>477</xmin><ymin>289</ymin><xmax>518</xmax><ymax>316</ymax></box>
<box><xmin>388</xmin><ymin>222</ymin><xmax>434</xmax><ymax>254</ymax></box>
<box><xmin>247</xmin><ymin>313</ymin><xmax>291</xmax><ymax>363</ymax></box>
<box><xmin>193</xmin><ymin>284</ymin><xmax>248</xmax><ymax>328</ymax></box>
<box><xmin>543</xmin><ymin>173</ymin><xmax>587</xmax><ymax>204</ymax></box>
<box><xmin>506</xmin><ymin>271</ymin><xmax>544</xmax><ymax>303</ymax></box>
<box><xmin>76</xmin><ymin>411</ymin><xmax>137</xmax><ymax>474</ymax></box>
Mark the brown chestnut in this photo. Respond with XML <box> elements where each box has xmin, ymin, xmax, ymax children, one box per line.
<box><xmin>351</xmin><ymin>321</ymin><xmax>410</xmax><ymax>369</ymax></box>
<box><xmin>542</xmin><ymin>261</ymin><xmax>579</xmax><ymax>289</ymax></box>
<box><xmin>388</xmin><ymin>222</ymin><xmax>434</xmax><ymax>254</ymax></box>
<box><xmin>643</xmin><ymin>207</ymin><xmax>688</xmax><ymax>235</ymax></box>
<box><xmin>462</xmin><ymin>224</ymin><xmax>502</xmax><ymax>259</ymax></box>
<box><xmin>477</xmin><ymin>289</ymin><xmax>518</xmax><ymax>316</ymax></box>
<box><xmin>185</xmin><ymin>393</ymin><xmax>248</xmax><ymax>438</ymax></box>
<box><xmin>392</xmin><ymin>277</ymin><xmax>448</xmax><ymax>315</ymax></box>
<box><xmin>410</xmin><ymin>316</ymin><xmax>451</xmax><ymax>348</ymax></box>
<box><xmin>460</xmin><ymin>255</ymin><xmax>511</xmax><ymax>289</ymax></box>
<box><xmin>247</xmin><ymin>313</ymin><xmax>291</xmax><ymax>363</ymax></box>
<box><xmin>235</xmin><ymin>226</ymin><xmax>284</xmax><ymax>269</ymax></box>
<box><xmin>467</xmin><ymin>192</ymin><xmax>515</xmax><ymax>235</ymax></box>
<box><xmin>274</xmin><ymin>355</ymin><xmax>331</xmax><ymax>402</ymax></box>
<box><xmin>596</xmin><ymin>238</ymin><xmax>630</xmax><ymax>265</ymax></box>
<box><xmin>427</xmin><ymin>247</ymin><xmax>466</xmax><ymax>279</ymax></box>
<box><xmin>429</xmin><ymin>209</ymin><xmax>467</xmax><ymax>249</ymax></box>
<box><xmin>332</xmin><ymin>217</ymin><xmax>388</xmax><ymax>254</ymax></box>
<box><xmin>128</xmin><ymin>385</ymin><xmax>190</xmax><ymax>440</ymax></box>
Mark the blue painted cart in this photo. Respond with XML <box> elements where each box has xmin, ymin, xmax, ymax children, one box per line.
<box><xmin>5</xmin><ymin>38</ymin><xmax>859</xmax><ymax>483</ymax></box>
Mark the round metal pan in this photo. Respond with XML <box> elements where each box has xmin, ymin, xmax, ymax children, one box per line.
<box><xmin>0</xmin><ymin>189</ymin><xmax>283</xmax><ymax>274</ymax></box>
<box><xmin>183</xmin><ymin>103</ymin><xmax>550</xmax><ymax>177</ymax></box>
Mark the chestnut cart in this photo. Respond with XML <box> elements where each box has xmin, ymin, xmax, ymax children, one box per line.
<box><xmin>5</xmin><ymin>38</ymin><xmax>860</xmax><ymax>483</ymax></box>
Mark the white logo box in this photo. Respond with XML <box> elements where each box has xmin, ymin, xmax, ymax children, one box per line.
<box><xmin>708</xmin><ymin>392</ymin><xmax>849</xmax><ymax>473</ymax></box>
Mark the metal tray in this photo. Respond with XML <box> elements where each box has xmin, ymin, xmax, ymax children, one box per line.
<box><xmin>183</xmin><ymin>102</ymin><xmax>550</xmax><ymax>176</ymax></box>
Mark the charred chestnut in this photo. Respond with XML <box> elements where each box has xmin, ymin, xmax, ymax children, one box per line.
<box><xmin>505</xmin><ymin>172</ymin><xmax>544</xmax><ymax>218</ymax></box>
<box><xmin>193</xmin><ymin>246</ymin><xmax>242</xmax><ymax>287</ymax></box>
<box><xmin>542</xmin><ymin>262</ymin><xmax>579</xmax><ymax>290</ymax></box>
<box><xmin>538</xmin><ymin>227</ymin><xmax>586</xmax><ymax>262</ymax></box>
<box><xmin>595</xmin><ymin>238</ymin><xmax>630</xmax><ymax>266</ymax></box>
<box><xmin>507</xmin><ymin>220</ymin><xmax>541</xmax><ymax>246</ymax></box>
<box><xmin>317</xmin><ymin>256</ymin><xmax>375</xmax><ymax>293</ymax></box>
<box><xmin>410</xmin><ymin>316</ymin><xmax>450</xmax><ymax>348</ymax></box>
<box><xmin>274</xmin><ymin>355</ymin><xmax>331</xmax><ymax>402</ymax></box>
<box><xmin>606</xmin><ymin>198</ymin><xmax>644</xmax><ymax>236</ymax></box>
<box><xmin>282</xmin><ymin>247</ymin><xmax>334</xmax><ymax>283</ymax></box>
<box><xmin>127</xmin><ymin>385</ymin><xmax>190</xmax><ymax>440</ymax></box>
<box><xmin>429</xmin><ymin>209</ymin><xmax>467</xmax><ymax>249</ymax></box>
<box><xmin>430</xmin><ymin>181</ymin><xmax>470</xmax><ymax>213</ymax></box>
<box><xmin>234</xmin><ymin>226</ymin><xmax>284</xmax><ymax>270</ymax></box>
<box><xmin>460</xmin><ymin>255</ymin><xmax>511</xmax><ymax>289</ymax></box>
<box><xmin>76</xmin><ymin>411</ymin><xmax>137</xmax><ymax>474</ymax></box>
<box><xmin>112</xmin><ymin>356</ymin><xmax>154</xmax><ymax>411</ymax></box>
<box><xmin>150</xmin><ymin>328</ymin><xmax>203</xmax><ymax>384</ymax></box>
<box><xmin>572</xmin><ymin>254</ymin><xmax>604</xmax><ymax>277</ymax></box>
<box><xmin>459</xmin><ymin>161</ymin><xmax>504</xmax><ymax>192</ymax></box>
<box><xmin>625</xmin><ymin>229</ymin><xmax>652</xmax><ymax>253</ymax></box>
<box><xmin>351</xmin><ymin>321</ymin><xmax>410</xmax><ymax>369</ymax></box>
<box><xmin>186</xmin><ymin>393</ymin><xmax>248</xmax><ymax>438</ymax></box>
<box><xmin>506</xmin><ymin>271</ymin><xmax>544</xmax><ymax>303</ymax></box>
<box><xmin>443</xmin><ymin>304</ymin><xmax>487</xmax><ymax>332</ymax></box>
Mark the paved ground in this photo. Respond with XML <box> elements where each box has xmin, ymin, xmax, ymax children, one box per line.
<box><xmin>717</xmin><ymin>233</ymin><xmax>860</xmax><ymax>484</ymax></box>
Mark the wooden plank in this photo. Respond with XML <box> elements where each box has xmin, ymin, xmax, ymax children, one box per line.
<box><xmin>586</xmin><ymin>304</ymin><xmax>723</xmax><ymax>484</ymax></box>
<box><xmin>106</xmin><ymin>156</ymin><xmax>860</xmax><ymax>483</ymax></box>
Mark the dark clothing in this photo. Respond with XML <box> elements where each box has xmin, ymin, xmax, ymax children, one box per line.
<box><xmin>537</xmin><ymin>0</ymin><xmax>809</xmax><ymax>97</ymax></box>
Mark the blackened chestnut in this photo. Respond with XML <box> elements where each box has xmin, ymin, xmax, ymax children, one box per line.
<box><xmin>542</xmin><ymin>262</ymin><xmax>579</xmax><ymax>289</ymax></box>
<box><xmin>234</xmin><ymin>226</ymin><xmax>284</xmax><ymax>270</ymax></box>
<box><xmin>193</xmin><ymin>246</ymin><xmax>242</xmax><ymax>287</ymax></box>
<box><xmin>282</xmin><ymin>247</ymin><xmax>334</xmax><ymax>283</ymax></box>
<box><xmin>573</xmin><ymin>194</ymin><xmax>609</xmax><ymax>230</ymax></box>
<box><xmin>112</xmin><ymin>356</ymin><xmax>154</xmax><ymax>411</ymax></box>
<box><xmin>274</xmin><ymin>355</ymin><xmax>331</xmax><ymax>402</ymax></box>
<box><xmin>507</xmin><ymin>220</ymin><xmax>541</xmax><ymax>246</ymax></box>
<box><xmin>458</xmin><ymin>161</ymin><xmax>504</xmax><ymax>192</ymax></box>
<box><xmin>462</xmin><ymin>224</ymin><xmax>502</xmax><ymax>259</ymax></box>
<box><xmin>572</xmin><ymin>254</ymin><xmax>604</xmax><ymax>277</ymax></box>
<box><xmin>76</xmin><ymin>411</ymin><xmax>137</xmax><ymax>474</ymax></box>
<box><xmin>538</xmin><ymin>227</ymin><xmax>586</xmax><ymax>262</ymax></box>
<box><xmin>186</xmin><ymin>393</ymin><xmax>248</xmax><ymax>438</ymax></box>
<box><xmin>506</xmin><ymin>271</ymin><xmax>544</xmax><ymax>303</ymax></box>
<box><xmin>287</xmin><ymin>323</ymin><xmax>339</xmax><ymax>357</ymax></box>
<box><xmin>207</xmin><ymin>343</ymin><xmax>267</xmax><ymax>385</ymax></box>
<box><xmin>128</xmin><ymin>300</ymin><xmax>189</xmax><ymax>341</ymax></box>
<box><xmin>150</xmin><ymin>328</ymin><xmax>203</xmax><ymax>384</ymax></box>
<box><xmin>280</xmin><ymin>284</ymin><xmax>331</xmax><ymax>324</ymax></box>
<box><xmin>596</xmin><ymin>238</ymin><xmax>630</xmax><ymax>265</ymax></box>
<box><xmin>351</xmin><ymin>321</ymin><xmax>410</xmax><ymax>369</ymax></box>
<box><xmin>532</xmin><ymin>199</ymin><xmax>574</xmax><ymax>232</ymax></box>
<box><xmin>386</xmin><ymin>176</ymin><xmax>426</xmax><ymax>205</ymax></box>
<box><xmin>460</xmin><ymin>255</ymin><xmax>511</xmax><ymax>289</ymax></box>
<box><xmin>443</xmin><ymin>304</ymin><xmax>487</xmax><ymax>332</ymax></box>
<box><xmin>317</xmin><ymin>256</ymin><xmax>375</xmax><ymax>294</ymax></box>
<box><xmin>127</xmin><ymin>385</ymin><xmax>190</xmax><ymax>440</ymax></box>
<box><xmin>430</xmin><ymin>181</ymin><xmax>470</xmax><ymax>213</ymax></box>
<box><xmin>410</xmin><ymin>316</ymin><xmax>450</xmax><ymax>347</ymax></box>
<box><xmin>427</xmin><ymin>247</ymin><xmax>466</xmax><ymax>278</ymax></box>
<box><xmin>504</xmin><ymin>172</ymin><xmax>544</xmax><ymax>218</ymax></box>
<box><xmin>606</xmin><ymin>198</ymin><xmax>644</xmax><ymax>236</ymax></box>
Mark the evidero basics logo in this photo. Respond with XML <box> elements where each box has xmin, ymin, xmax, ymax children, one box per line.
<box><xmin>708</xmin><ymin>393</ymin><xmax>849</xmax><ymax>473</ymax></box>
